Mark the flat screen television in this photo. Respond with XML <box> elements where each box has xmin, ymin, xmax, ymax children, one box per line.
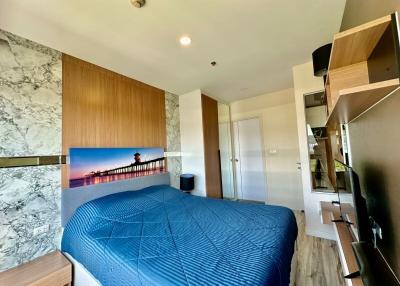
<box><xmin>335</xmin><ymin>160</ymin><xmax>371</xmax><ymax>242</ymax></box>
<box><xmin>335</xmin><ymin>160</ymin><xmax>400</xmax><ymax>285</ymax></box>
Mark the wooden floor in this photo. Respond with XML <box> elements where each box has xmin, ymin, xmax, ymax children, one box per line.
<box><xmin>293</xmin><ymin>211</ymin><xmax>346</xmax><ymax>286</ymax></box>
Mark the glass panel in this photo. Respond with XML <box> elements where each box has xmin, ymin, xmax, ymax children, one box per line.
<box><xmin>304</xmin><ymin>91</ymin><xmax>336</xmax><ymax>193</ymax></box>
<box><xmin>217</xmin><ymin>103</ymin><xmax>235</xmax><ymax>199</ymax></box>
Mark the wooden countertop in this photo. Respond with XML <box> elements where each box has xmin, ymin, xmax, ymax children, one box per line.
<box><xmin>0</xmin><ymin>251</ymin><xmax>71</xmax><ymax>286</ymax></box>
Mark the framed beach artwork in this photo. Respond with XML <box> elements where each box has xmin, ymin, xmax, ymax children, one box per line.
<box><xmin>69</xmin><ymin>147</ymin><xmax>166</xmax><ymax>188</ymax></box>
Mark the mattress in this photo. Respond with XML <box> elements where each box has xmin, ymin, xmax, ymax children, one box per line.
<box><xmin>62</xmin><ymin>185</ymin><xmax>297</xmax><ymax>286</ymax></box>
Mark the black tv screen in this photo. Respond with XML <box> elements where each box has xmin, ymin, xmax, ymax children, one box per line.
<box><xmin>360</xmin><ymin>164</ymin><xmax>400</xmax><ymax>283</ymax></box>
<box><xmin>346</xmin><ymin>71</ymin><xmax>400</xmax><ymax>284</ymax></box>
<box><xmin>336</xmin><ymin>161</ymin><xmax>400</xmax><ymax>284</ymax></box>
<box><xmin>335</xmin><ymin>160</ymin><xmax>371</xmax><ymax>242</ymax></box>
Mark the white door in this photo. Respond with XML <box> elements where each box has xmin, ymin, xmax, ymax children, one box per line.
<box><xmin>233</xmin><ymin>118</ymin><xmax>266</xmax><ymax>202</ymax></box>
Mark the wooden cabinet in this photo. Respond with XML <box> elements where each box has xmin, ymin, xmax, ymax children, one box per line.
<box><xmin>201</xmin><ymin>94</ymin><xmax>222</xmax><ymax>199</ymax></box>
<box><xmin>325</xmin><ymin>12</ymin><xmax>400</xmax><ymax>127</ymax></box>
<box><xmin>0</xmin><ymin>251</ymin><xmax>72</xmax><ymax>286</ymax></box>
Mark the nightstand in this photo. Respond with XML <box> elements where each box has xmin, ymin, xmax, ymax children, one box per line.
<box><xmin>0</xmin><ymin>251</ymin><xmax>72</xmax><ymax>286</ymax></box>
<box><xmin>180</xmin><ymin>174</ymin><xmax>194</xmax><ymax>193</ymax></box>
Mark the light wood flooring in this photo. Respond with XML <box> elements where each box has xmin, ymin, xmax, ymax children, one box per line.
<box><xmin>293</xmin><ymin>211</ymin><xmax>346</xmax><ymax>286</ymax></box>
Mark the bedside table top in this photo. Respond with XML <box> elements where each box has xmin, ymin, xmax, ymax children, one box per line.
<box><xmin>0</xmin><ymin>250</ymin><xmax>71</xmax><ymax>286</ymax></box>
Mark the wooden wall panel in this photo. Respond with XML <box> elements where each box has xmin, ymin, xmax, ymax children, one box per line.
<box><xmin>62</xmin><ymin>54</ymin><xmax>166</xmax><ymax>187</ymax></box>
<box><xmin>201</xmin><ymin>94</ymin><xmax>222</xmax><ymax>198</ymax></box>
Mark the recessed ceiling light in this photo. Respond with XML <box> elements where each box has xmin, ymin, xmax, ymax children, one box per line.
<box><xmin>179</xmin><ymin>36</ymin><xmax>192</xmax><ymax>46</ymax></box>
<box><xmin>131</xmin><ymin>0</ymin><xmax>145</xmax><ymax>8</ymax></box>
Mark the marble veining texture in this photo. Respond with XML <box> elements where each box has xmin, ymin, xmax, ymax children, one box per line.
<box><xmin>0</xmin><ymin>30</ymin><xmax>62</xmax><ymax>271</ymax></box>
<box><xmin>0</xmin><ymin>30</ymin><xmax>61</xmax><ymax>156</ymax></box>
<box><xmin>165</xmin><ymin>92</ymin><xmax>182</xmax><ymax>189</ymax></box>
<box><xmin>0</xmin><ymin>166</ymin><xmax>62</xmax><ymax>271</ymax></box>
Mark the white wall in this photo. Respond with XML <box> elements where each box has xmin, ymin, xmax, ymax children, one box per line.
<box><xmin>293</xmin><ymin>61</ymin><xmax>338</xmax><ymax>240</ymax></box>
<box><xmin>340</xmin><ymin>0</ymin><xmax>400</xmax><ymax>31</ymax></box>
<box><xmin>230</xmin><ymin>88</ymin><xmax>304</xmax><ymax>210</ymax></box>
<box><xmin>179</xmin><ymin>89</ymin><xmax>206</xmax><ymax>197</ymax></box>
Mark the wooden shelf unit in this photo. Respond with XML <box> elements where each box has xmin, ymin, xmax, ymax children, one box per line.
<box><xmin>326</xmin><ymin>79</ymin><xmax>400</xmax><ymax>126</ymax></box>
<box><xmin>318</xmin><ymin>14</ymin><xmax>400</xmax><ymax>286</ymax></box>
<box><xmin>329</xmin><ymin>15</ymin><xmax>392</xmax><ymax>70</ymax></box>
<box><xmin>325</xmin><ymin>12</ymin><xmax>400</xmax><ymax>127</ymax></box>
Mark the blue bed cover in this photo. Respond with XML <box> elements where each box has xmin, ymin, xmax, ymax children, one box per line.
<box><xmin>62</xmin><ymin>185</ymin><xmax>297</xmax><ymax>286</ymax></box>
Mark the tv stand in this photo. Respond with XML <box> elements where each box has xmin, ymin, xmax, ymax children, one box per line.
<box><xmin>321</xmin><ymin>201</ymin><xmax>363</xmax><ymax>286</ymax></box>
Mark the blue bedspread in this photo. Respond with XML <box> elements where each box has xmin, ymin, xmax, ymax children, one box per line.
<box><xmin>62</xmin><ymin>185</ymin><xmax>297</xmax><ymax>286</ymax></box>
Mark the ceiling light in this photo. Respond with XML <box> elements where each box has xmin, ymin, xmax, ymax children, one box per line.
<box><xmin>179</xmin><ymin>36</ymin><xmax>192</xmax><ymax>46</ymax></box>
<box><xmin>131</xmin><ymin>0</ymin><xmax>145</xmax><ymax>8</ymax></box>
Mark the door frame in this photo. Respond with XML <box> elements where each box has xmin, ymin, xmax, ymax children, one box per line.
<box><xmin>231</xmin><ymin>116</ymin><xmax>268</xmax><ymax>203</ymax></box>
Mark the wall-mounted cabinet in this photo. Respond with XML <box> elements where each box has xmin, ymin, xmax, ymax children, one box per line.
<box><xmin>325</xmin><ymin>12</ymin><xmax>400</xmax><ymax>127</ymax></box>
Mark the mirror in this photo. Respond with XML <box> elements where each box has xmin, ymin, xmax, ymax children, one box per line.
<box><xmin>218</xmin><ymin>103</ymin><xmax>235</xmax><ymax>199</ymax></box>
<box><xmin>304</xmin><ymin>91</ymin><xmax>336</xmax><ymax>193</ymax></box>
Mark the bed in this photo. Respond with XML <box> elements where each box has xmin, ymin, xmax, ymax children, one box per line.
<box><xmin>61</xmin><ymin>181</ymin><xmax>297</xmax><ymax>286</ymax></box>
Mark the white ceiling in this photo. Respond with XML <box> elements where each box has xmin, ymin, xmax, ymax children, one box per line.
<box><xmin>0</xmin><ymin>0</ymin><xmax>346</xmax><ymax>102</ymax></box>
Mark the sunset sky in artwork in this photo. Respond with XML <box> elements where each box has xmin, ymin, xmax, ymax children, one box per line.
<box><xmin>69</xmin><ymin>148</ymin><xmax>164</xmax><ymax>179</ymax></box>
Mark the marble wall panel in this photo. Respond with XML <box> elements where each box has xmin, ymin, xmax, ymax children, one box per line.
<box><xmin>0</xmin><ymin>30</ymin><xmax>62</xmax><ymax>271</ymax></box>
<box><xmin>165</xmin><ymin>92</ymin><xmax>182</xmax><ymax>188</ymax></box>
